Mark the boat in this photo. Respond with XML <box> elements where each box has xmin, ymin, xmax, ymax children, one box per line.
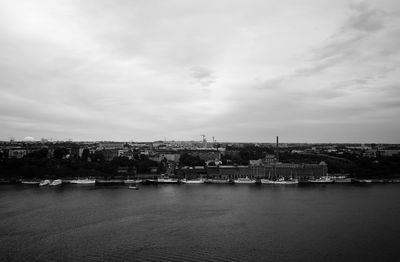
<box><xmin>261</xmin><ymin>177</ymin><xmax>299</xmax><ymax>184</ymax></box>
<box><xmin>181</xmin><ymin>178</ymin><xmax>205</xmax><ymax>184</ymax></box>
<box><xmin>147</xmin><ymin>177</ymin><xmax>179</xmax><ymax>184</ymax></box>
<box><xmin>96</xmin><ymin>179</ymin><xmax>125</xmax><ymax>185</ymax></box>
<box><xmin>309</xmin><ymin>176</ymin><xmax>334</xmax><ymax>183</ymax></box>
<box><xmin>333</xmin><ymin>177</ymin><xmax>352</xmax><ymax>183</ymax></box>
<box><xmin>352</xmin><ymin>179</ymin><xmax>372</xmax><ymax>183</ymax></box>
<box><xmin>21</xmin><ymin>180</ymin><xmax>41</xmax><ymax>185</ymax></box>
<box><xmin>50</xmin><ymin>179</ymin><xmax>62</xmax><ymax>186</ymax></box>
<box><xmin>124</xmin><ymin>179</ymin><xmax>143</xmax><ymax>184</ymax></box>
<box><xmin>39</xmin><ymin>180</ymin><xmax>51</xmax><ymax>186</ymax></box>
<box><xmin>234</xmin><ymin>176</ymin><xmax>257</xmax><ymax>184</ymax></box>
<box><xmin>205</xmin><ymin>178</ymin><xmax>233</xmax><ymax>184</ymax></box>
<box><xmin>69</xmin><ymin>178</ymin><xmax>96</xmax><ymax>184</ymax></box>
<box><xmin>128</xmin><ymin>185</ymin><xmax>139</xmax><ymax>190</ymax></box>
<box><xmin>260</xmin><ymin>179</ymin><xmax>274</xmax><ymax>184</ymax></box>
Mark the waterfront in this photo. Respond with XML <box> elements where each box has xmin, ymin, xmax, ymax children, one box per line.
<box><xmin>1</xmin><ymin>184</ymin><xmax>400</xmax><ymax>262</ymax></box>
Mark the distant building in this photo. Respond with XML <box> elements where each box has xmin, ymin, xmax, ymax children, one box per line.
<box><xmin>118</xmin><ymin>149</ymin><xmax>134</xmax><ymax>160</ymax></box>
<box><xmin>183</xmin><ymin>149</ymin><xmax>221</xmax><ymax>161</ymax></box>
<box><xmin>264</xmin><ymin>154</ymin><xmax>277</xmax><ymax>164</ymax></box>
<box><xmin>98</xmin><ymin>142</ymin><xmax>125</xmax><ymax>150</ymax></box>
<box><xmin>379</xmin><ymin>150</ymin><xmax>400</xmax><ymax>157</ymax></box>
<box><xmin>249</xmin><ymin>154</ymin><xmax>277</xmax><ymax>166</ymax></box>
<box><xmin>8</xmin><ymin>148</ymin><xmax>27</xmax><ymax>159</ymax></box>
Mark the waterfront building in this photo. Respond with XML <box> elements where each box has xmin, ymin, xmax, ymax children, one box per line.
<box><xmin>175</xmin><ymin>162</ymin><xmax>328</xmax><ymax>180</ymax></box>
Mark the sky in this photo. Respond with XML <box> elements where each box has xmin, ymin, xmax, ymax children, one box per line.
<box><xmin>0</xmin><ymin>0</ymin><xmax>399</xmax><ymax>143</ymax></box>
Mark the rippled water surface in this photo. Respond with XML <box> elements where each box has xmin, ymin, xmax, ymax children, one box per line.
<box><xmin>1</xmin><ymin>184</ymin><xmax>400</xmax><ymax>262</ymax></box>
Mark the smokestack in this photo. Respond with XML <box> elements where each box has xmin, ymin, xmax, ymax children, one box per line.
<box><xmin>276</xmin><ymin>136</ymin><xmax>279</xmax><ymax>161</ymax></box>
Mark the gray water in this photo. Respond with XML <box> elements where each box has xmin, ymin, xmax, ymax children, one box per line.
<box><xmin>1</xmin><ymin>184</ymin><xmax>400</xmax><ymax>262</ymax></box>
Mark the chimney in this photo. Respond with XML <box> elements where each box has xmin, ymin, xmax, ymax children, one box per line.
<box><xmin>276</xmin><ymin>136</ymin><xmax>279</xmax><ymax>161</ymax></box>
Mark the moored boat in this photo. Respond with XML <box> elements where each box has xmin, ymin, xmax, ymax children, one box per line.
<box><xmin>352</xmin><ymin>179</ymin><xmax>372</xmax><ymax>183</ymax></box>
<box><xmin>332</xmin><ymin>176</ymin><xmax>352</xmax><ymax>183</ymax></box>
<box><xmin>309</xmin><ymin>176</ymin><xmax>334</xmax><ymax>183</ymax></box>
<box><xmin>152</xmin><ymin>177</ymin><xmax>180</xmax><ymax>184</ymax></box>
<box><xmin>21</xmin><ymin>180</ymin><xmax>41</xmax><ymax>185</ymax></box>
<box><xmin>70</xmin><ymin>178</ymin><xmax>96</xmax><ymax>184</ymax></box>
<box><xmin>234</xmin><ymin>176</ymin><xmax>257</xmax><ymax>184</ymax></box>
<box><xmin>261</xmin><ymin>177</ymin><xmax>298</xmax><ymax>184</ymax></box>
<box><xmin>128</xmin><ymin>185</ymin><xmax>139</xmax><ymax>190</ymax></box>
<box><xmin>39</xmin><ymin>179</ymin><xmax>51</xmax><ymax>186</ymax></box>
<box><xmin>124</xmin><ymin>179</ymin><xmax>143</xmax><ymax>184</ymax></box>
<box><xmin>181</xmin><ymin>178</ymin><xmax>205</xmax><ymax>184</ymax></box>
<box><xmin>50</xmin><ymin>179</ymin><xmax>62</xmax><ymax>186</ymax></box>
<box><xmin>96</xmin><ymin>179</ymin><xmax>125</xmax><ymax>185</ymax></box>
<box><xmin>205</xmin><ymin>178</ymin><xmax>233</xmax><ymax>184</ymax></box>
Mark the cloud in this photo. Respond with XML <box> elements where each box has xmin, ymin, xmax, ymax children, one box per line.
<box><xmin>346</xmin><ymin>2</ymin><xmax>387</xmax><ymax>32</ymax></box>
<box><xmin>0</xmin><ymin>0</ymin><xmax>399</xmax><ymax>142</ymax></box>
<box><xmin>190</xmin><ymin>66</ymin><xmax>217</xmax><ymax>87</ymax></box>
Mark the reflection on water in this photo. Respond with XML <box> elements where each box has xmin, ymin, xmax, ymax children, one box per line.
<box><xmin>1</xmin><ymin>184</ymin><xmax>400</xmax><ymax>262</ymax></box>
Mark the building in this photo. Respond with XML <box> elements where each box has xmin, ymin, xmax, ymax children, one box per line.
<box><xmin>8</xmin><ymin>148</ymin><xmax>27</xmax><ymax>159</ymax></box>
<box><xmin>183</xmin><ymin>149</ymin><xmax>221</xmax><ymax>161</ymax></box>
<box><xmin>98</xmin><ymin>142</ymin><xmax>125</xmax><ymax>150</ymax></box>
<box><xmin>379</xmin><ymin>150</ymin><xmax>400</xmax><ymax>157</ymax></box>
<box><xmin>175</xmin><ymin>161</ymin><xmax>328</xmax><ymax>180</ymax></box>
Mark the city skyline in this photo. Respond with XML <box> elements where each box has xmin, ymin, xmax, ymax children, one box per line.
<box><xmin>1</xmin><ymin>0</ymin><xmax>400</xmax><ymax>143</ymax></box>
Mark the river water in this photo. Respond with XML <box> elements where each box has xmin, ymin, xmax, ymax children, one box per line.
<box><xmin>1</xmin><ymin>183</ymin><xmax>400</xmax><ymax>262</ymax></box>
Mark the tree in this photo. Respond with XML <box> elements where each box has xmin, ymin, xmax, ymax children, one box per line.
<box><xmin>91</xmin><ymin>151</ymin><xmax>105</xmax><ymax>162</ymax></box>
<box><xmin>53</xmin><ymin>147</ymin><xmax>69</xmax><ymax>159</ymax></box>
<box><xmin>81</xmin><ymin>149</ymin><xmax>90</xmax><ymax>161</ymax></box>
<box><xmin>26</xmin><ymin>148</ymin><xmax>48</xmax><ymax>159</ymax></box>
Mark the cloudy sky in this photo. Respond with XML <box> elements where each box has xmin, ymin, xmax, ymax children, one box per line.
<box><xmin>0</xmin><ymin>0</ymin><xmax>399</xmax><ymax>143</ymax></box>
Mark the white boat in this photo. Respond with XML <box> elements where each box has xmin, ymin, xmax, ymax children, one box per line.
<box><xmin>333</xmin><ymin>178</ymin><xmax>352</xmax><ymax>183</ymax></box>
<box><xmin>234</xmin><ymin>176</ymin><xmax>257</xmax><ymax>184</ymax></box>
<box><xmin>49</xmin><ymin>179</ymin><xmax>62</xmax><ymax>186</ymax></box>
<box><xmin>128</xmin><ymin>185</ymin><xmax>139</xmax><ymax>190</ymax></box>
<box><xmin>70</xmin><ymin>178</ymin><xmax>96</xmax><ymax>184</ymax></box>
<box><xmin>181</xmin><ymin>178</ymin><xmax>205</xmax><ymax>184</ymax></box>
<box><xmin>39</xmin><ymin>180</ymin><xmax>51</xmax><ymax>186</ymax></box>
<box><xmin>124</xmin><ymin>179</ymin><xmax>143</xmax><ymax>184</ymax></box>
<box><xmin>261</xmin><ymin>177</ymin><xmax>298</xmax><ymax>184</ymax></box>
<box><xmin>205</xmin><ymin>179</ymin><xmax>232</xmax><ymax>184</ymax></box>
<box><xmin>157</xmin><ymin>178</ymin><xmax>179</xmax><ymax>183</ymax></box>
<box><xmin>353</xmin><ymin>179</ymin><xmax>372</xmax><ymax>183</ymax></box>
<box><xmin>260</xmin><ymin>179</ymin><xmax>274</xmax><ymax>184</ymax></box>
<box><xmin>147</xmin><ymin>177</ymin><xmax>179</xmax><ymax>184</ymax></box>
<box><xmin>309</xmin><ymin>176</ymin><xmax>334</xmax><ymax>183</ymax></box>
<box><xmin>21</xmin><ymin>180</ymin><xmax>40</xmax><ymax>185</ymax></box>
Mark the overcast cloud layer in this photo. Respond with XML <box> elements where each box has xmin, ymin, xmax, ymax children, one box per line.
<box><xmin>0</xmin><ymin>0</ymin><xmax>399</xmax><ymax>143</ymax></box>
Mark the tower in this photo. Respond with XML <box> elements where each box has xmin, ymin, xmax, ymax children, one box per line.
<box><xmin>276</xmin><ymin>136</ymin><xmax>279</xmax><ymax>161</ymax></box>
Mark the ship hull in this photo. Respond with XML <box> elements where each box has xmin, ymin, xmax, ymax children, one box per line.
<box><xmin>205</xmin><ymin>179</ymin><xmax>233</xmax><ymax>184</ymax></box>
<box><xmin>95</xmin><ymin>179</ymin><xmax>125</xmax><ymax>185</ymax></box>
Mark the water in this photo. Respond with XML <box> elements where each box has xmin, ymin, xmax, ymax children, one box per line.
<box><xmin>1</xmin><ymin>183</ymin><xmax>400</xmax><ymax>262</ymax></box>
